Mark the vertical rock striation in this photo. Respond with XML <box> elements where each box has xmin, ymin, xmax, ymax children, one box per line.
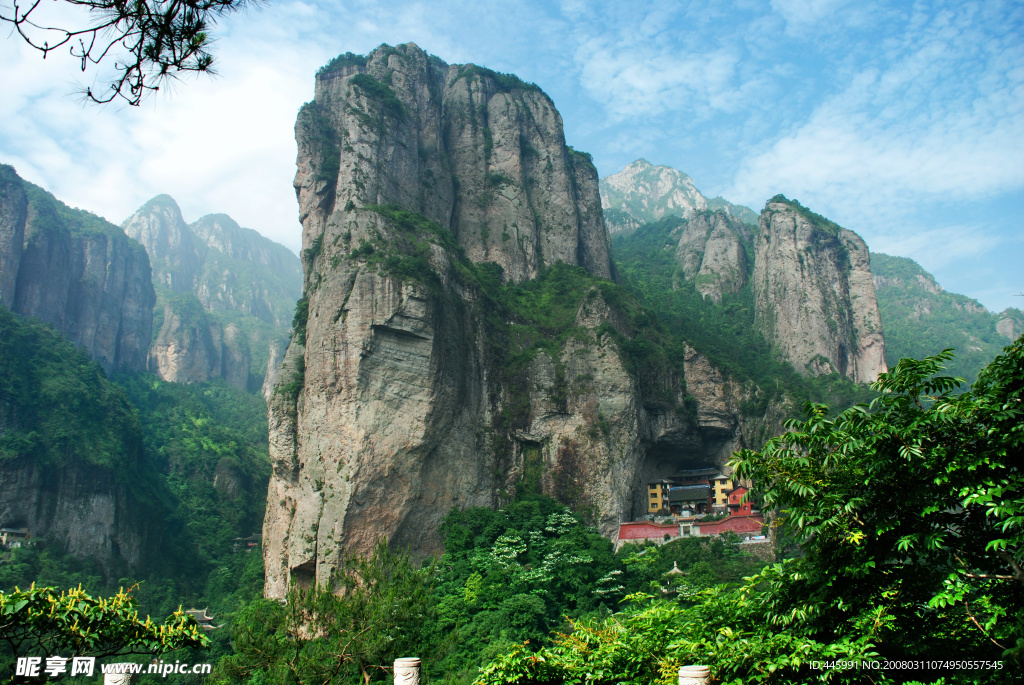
<box><xmin>752</xmin><ymin>198</ymin><xmax>886</xmax><ymax>382</ymax></box>
<box><xmin>672</xmin><ymin>211</ymin><xmax>752</xmax><ymax>303</ymax></box>
<box><xmin>122</xmin><ymin>195</ymin><xmax>301</xmax><ymax>390</ymax></box>
<box><xmin>0</xmin><ymin>165</ymin><xmax>154</xmax><ymax>373</ymax></box>
<box><xmin>263</xmin><ymin>44</ymin><xmax>767</xmax><ymax>597</ymax></box>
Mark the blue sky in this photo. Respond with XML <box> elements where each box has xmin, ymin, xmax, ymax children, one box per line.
<box><xmin>1</xmin><ymin>0</ymin><xmax>1021</xmax><ymax>311</ymax></box>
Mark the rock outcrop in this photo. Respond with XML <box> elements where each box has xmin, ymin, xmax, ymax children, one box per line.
<box><xmin>753</xmin><ymin>198</ymin><xmax>886</xmax><ymax>382</ymax></box>
<box><xmin>0</xmin><ymin>165</ymin><xmax>154</xmax><ymax>373</ymax></box>
<box><xmin>263</xmin><ymin>44</ymin><xmax>770</xmax><ymax>597</ymax></box>
<box><xmin>672</xmin><ymin>211</ymin><xmax>752</xmax><ymax>303</ymax></box>
<box><xmin>122</xmin><ymin>195</ymin><xmax>301</xmax><ymax>390</ymax></box>
<box><xmin>0</xmin><ymin>457</ymin><xmax>148</xmax><ymax>573</ymax></box>
<box><xmin>600</xmin><ymin>159</ymin><xmax>758</xmax><ymax>234</ymax></box>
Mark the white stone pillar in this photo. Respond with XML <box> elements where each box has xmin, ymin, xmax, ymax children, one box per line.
<box><xmin>394</xmin><ymin>657</ymin><xmax>421</xmax><ymax>685</ymax></box>
<box><xmin>678</xmin><ymin>664</ymin><xmax>710</xmax><ymax>685</ymax></box>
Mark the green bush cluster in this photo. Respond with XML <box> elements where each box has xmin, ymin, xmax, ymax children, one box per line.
<box><xmin>456</xmin><ymin>64</ymin><xmax>542</xmax><ymax>93</ymax></box>
<box><xmin>316</xmin><ymin>51</ymin><xmax>367</xmax><ymax>77</ymax></box>
<box><xmin>349</xmin><ymin>73</ymin><xmax>405</xmax><ymax>120</ymax></box>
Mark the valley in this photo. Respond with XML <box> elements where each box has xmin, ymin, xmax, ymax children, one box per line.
<box><xmin>1</xmin><ymin>41</ymin><xmax>1020</xmax><ymax>685</ymax></box>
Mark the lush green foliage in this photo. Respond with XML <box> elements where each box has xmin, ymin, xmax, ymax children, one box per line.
<box><xmin>475</xmin><ymin>343</ymin><xmax>1024</xmax><ymax>684</ymax></box>
<box><xmin>0</xmin><ymin>305</ymin><xmax>142</xmax><ymax>470</ymax></box>
<box><xmin>871</xmin><ymin>252</ymin><xmax>1021</xmax><ymax>383</ymax></box>
<box><xmin>215</xmin><ymin>496</ymin><xmax>766</xmax><ymax>685</ymax></box>
<box><xmin>349</xmin><ymin>73</ymin><xmax>406</xmax><ymax>120</ymax></box>
<box><xmin>15</xmin><ymin>169</ymin><xmax>143</xmax><ymax>245</ymax></box>
<box><xmin>730</xmin><ymin>340</ymin><xmax>1024</xmax><ymax>669</ymax></box>
<box><xmin>215</xmin><ymin>540</ymin><xmax>437</xmax><ymax>685</ymax></box>
<box><xmin>0</xmin><ymin>584</ymin><xmax>207</xmax><ymax>667</ymax></box>
<box><xmin>111</xmin><ymin>374</ymin><xmax>270</xmax><ymax>586</ymax></box>
<box><xmin>1</xmin><ymin>371</ymin><xmax>269</xmax><ymax>682</ymax></box>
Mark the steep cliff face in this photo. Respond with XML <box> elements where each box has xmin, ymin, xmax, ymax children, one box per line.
<box><xmin>672</xmin><ymin>211</ymin><xmax>752</xmax><ymax>303</ymax></box>
<box><xmin>122</xmin><ymin>195</ymin><xmax>301</xmax><ymax>390</ymax></box>
<box><xmin>0</xmin><ymin>457</ymin><xmax>148</xmax><ymax>571</ymax></box>
<box><xmin>0</xmin><ymin>305</ymin><xmax>150</xmax><ymax>575</ymax></box>
<box><xmin>297</xmin><ymin>47</ymin><xmax>613</xmax><ymax>285</ymax></box>
<box><xmin>0</xmin><ymin>165</ymin><xmax>154</xmax><ymax>373</ymax></box>
<box><xmin>753</xmin><ymin>198</ymin><xmax>886</xmax><ymax>383</ymax></box>
<box><xmin>263</xmin><ymin>44</ymin><xmax>766</xmax><ymax>597</ymax></box>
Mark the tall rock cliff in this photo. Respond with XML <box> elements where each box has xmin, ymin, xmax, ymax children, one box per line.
<box><xmin>263</xmin><ymin>44</ymin><xmax>769</xmax><ymax>597</ymax></box>
<box><xmin>0</xmin><ymin>165</ymin><xmax>154</xmax><ymax>372</ymax></box>
<box><xmin>122</xmin><ymin>195</ymin><xmax>301</xmax><ymax>391</ymax></box>
<box><xmin>752</xmin><ymin>197</ymin><xmax>886</xmax><ymax>383</ymax></box>
<box><xmin>672</xmin><ymin>211</ymin><xmax>753</xmax><ymax>304</ymax></box>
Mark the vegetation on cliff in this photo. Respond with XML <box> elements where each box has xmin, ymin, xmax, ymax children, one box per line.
<box><xmin>613</xmin><ymin>215</ymin><xmax>874</xmax><ymax>412</ymax></box>
<box><xmin>871</xmin><ymin>252</ymin><xmax>1022</xmax><ymax>383</ymax></box>
<box><xmin>474</xmin><ymin>340</ymin><xmax>1024</xmax><ymax>684</ymax></box>
<box><xmin>0</xmin><ymin>306</ymin><xmax>142</xmax><ymax>470</ymax></box>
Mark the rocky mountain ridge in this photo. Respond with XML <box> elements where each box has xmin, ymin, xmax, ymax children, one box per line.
<box><xmin>871</xmin><ymin>252</ymin><xmax>1023</xmax><ymax>382</ymax></box>
<box><xmin>604</xmin><ymin>162</ymin><xmax>887</xmax><ymax>384</ymax></box>
<box><xmin>122</xmin><ymin>195</ymin><xmax>302</xmax><ymax>392</ymax></box>
<box><xmin>262</xmin><ymin>43</ymin><xmax>780</xmax><ymax>597</ymax></box>
<box><xmin>599</xmin><ymin>159</ymin><xmax>758</xmax><ymax>236</ymax></box>
<box><xmin>0</xmin><ymin>165</ymin><xmax>155</xmax><ymax>373</ymax></box>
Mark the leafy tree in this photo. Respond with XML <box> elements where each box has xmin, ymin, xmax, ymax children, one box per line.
<box><xmin>0</xmin><ymin>0</ymin><xmax>259</xmax><ymax>104</ymax></box>
<box><xmin>215</xmin><ymin>539</ymin><xmax>437</xmax><ymax>685</ymax></box>
<box><xmin>730</xmin><ymin>340</ymin><xmax>1024</xmax><ymax>667</ymax></box>
<box><xmin>0</xmin><ymin>584</ymin><xmax>207</xmax><ymax>678</ymax></box>
<box><xmin>475</xmin><ymin>341</ymin><xmax>1023</xmax><ymax>684</ymax></box>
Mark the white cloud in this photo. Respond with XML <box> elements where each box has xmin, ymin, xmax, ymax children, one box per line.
<box><xmin>725</xmin><ymin>2</ymin><xmax>1024</xmax><ymax>217</ymax></box>
<box><xmin>559</xmin><ymin>1</ymin><xmax>766</xmax><ymax>122</ymax></box>
<box><xmin>770</xmin><ymin>0</ymin><xmax>851</xmax><ymax>30</ymax></box>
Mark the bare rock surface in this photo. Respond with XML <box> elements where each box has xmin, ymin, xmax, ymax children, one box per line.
<box><xmin>752</xmin><ymin>200</ymin><xmax>886</xmax><ymax>383</ymax></box>
<box><xmin>262</xmin><ymin>44</ymin><xmax>773</xmax><ymax>597</ymax></box>
<box><xmin>123</xmin><ymin>195</ymin><xmax>301</xmax><ymax>390</ymax></box>
<box><xmin>0</xmin><ymin>165</ymin><xmax>154</xmax><ymax>373</ymax></box>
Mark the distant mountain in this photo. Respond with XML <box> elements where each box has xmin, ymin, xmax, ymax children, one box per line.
<box><xmin>599</xmin><ymin>159</ymin><xmax>758</xmax><ymax>235</ymax></box>
<box><xmin>122</xmin><ymin>196</ymin><xmax>302</xmax><ymax>393</ymax></box>
<box><xmin>0</xmin><ymin>165</ymin><xmax>154</xmax><ymax>372</ymax></box>
<box><xmin>871</xmin><ymin>253</ymin><xmax>1023</xmax><ymax>383</ymax></box>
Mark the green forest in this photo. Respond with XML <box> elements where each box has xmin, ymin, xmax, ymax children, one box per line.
<box><xmin>1</xmin><ymin>165</ymin><xmax>1021</xmax><ymax>685</ymax></box>
<box><xmin>3</xmin><ymin>298</ymin><xmax>1022</xmax><ymax>683</ymax></box>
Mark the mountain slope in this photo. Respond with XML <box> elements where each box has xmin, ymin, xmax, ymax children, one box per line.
<box><xmin>871</xmin><ymin>253</ymin><xmax>1023</xmax><ymax>382</ymax></box>
<box><xmin>122</xmin><ymin>195</ymin><xmax>302</xmax><ymax>392</ymax></box>
<box><xmin>599</xmin><ymin>159</ymin><xmax>757</xmax><ymax>236</ymax></box>
<box><xmin>0</xmin><ymin>165</ymin><xmax>154</xmax><ymax>372</ymax></box>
